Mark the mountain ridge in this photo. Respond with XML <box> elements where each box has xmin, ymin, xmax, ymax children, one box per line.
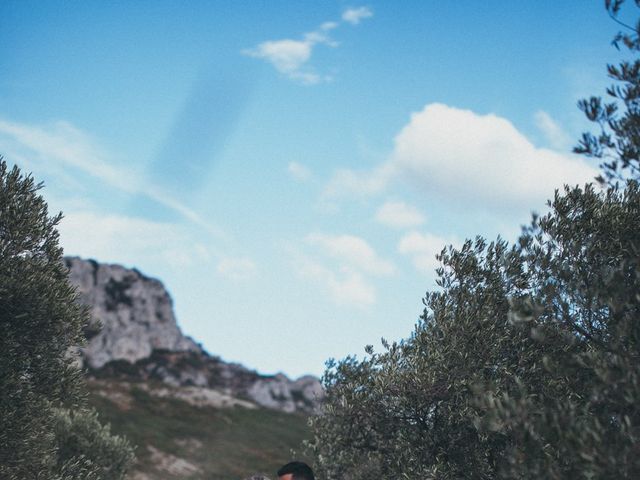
<box><xmin>65</xmin><ymin>256</ymin><xmax>323</xmax><ymax>414</ymax></box>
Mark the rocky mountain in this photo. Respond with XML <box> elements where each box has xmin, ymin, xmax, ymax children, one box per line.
<box><xmin>65</xmin><ymin>257</ymin><xmax>323</xmax><ymax>414</ymax></box>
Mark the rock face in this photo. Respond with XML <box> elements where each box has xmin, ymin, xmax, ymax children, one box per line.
<box><xmin>65</xmin><ymin>257</ymin><xmax>202</xmax><ymax>369</ymax></box>
<box><xmin>65</xmin><ymin>257</ymin><xmax>323</xmax><ymax>413</ymax></box>
<box><xmin>248</xmin><ymin>374</ymin><xmax>324</xmax><ymax>414</ymax></box>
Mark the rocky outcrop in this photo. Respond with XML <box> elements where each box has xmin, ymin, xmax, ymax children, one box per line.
<box><xmin>65</xmin><ymin>257</ymin><xmax>323</xmax><ymax>413</ymax></box>
<box><xmin>248</xmin><ymin>374</ymin><xmax>324</xmax><ymax>413</ymax></box>
<box><xmin>65</xmin><ymin>257</ymin><xmax>202</xmax><ymax>369</ymax></box>
<box><xmin>90</xmin><ymin>349</ymin><xmax>323</xmax><ymax>413</ymax></box>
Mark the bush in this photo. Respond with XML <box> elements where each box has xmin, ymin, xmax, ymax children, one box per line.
<box><xmin>53</xmin><ymin>408</ymin><xmax>135</xmax><ymax>480</ymax></box>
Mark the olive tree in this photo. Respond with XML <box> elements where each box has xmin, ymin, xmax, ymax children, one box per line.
<box><xmin>0</xmin><ymin>158</ymin><xmax>133</xmax><ymax>479</ymax></box>
<box><xmin>482</xmin><ymin>182</ymin><xmax>640</xmax><ymax>479</ymax></box>
<box><xmin>486</xmin><ymin>1</ymin><xmax>640</xmax><ymax>475</ymax></box>
<box><xmin>308</xmin><ymin>238</ymin><xmax>548</xmax><ymax>479</ymax></box>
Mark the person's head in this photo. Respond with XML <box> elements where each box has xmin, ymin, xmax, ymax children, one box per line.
<box><xmin>276</xmin><ymin>461</ymin><xmax>315</xmax><ymax>480</ymax></box>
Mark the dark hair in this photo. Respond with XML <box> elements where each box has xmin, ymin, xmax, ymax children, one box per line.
<box><xmin>277</xmin><ymin>461</ymin><xmax>315</xmax><ymax>480</ymax></box>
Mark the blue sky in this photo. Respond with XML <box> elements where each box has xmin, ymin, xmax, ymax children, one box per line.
<box><xmin>0</xmin><ymin>1</ymin><xmax>627</xmax><ymax>377</ymax></box>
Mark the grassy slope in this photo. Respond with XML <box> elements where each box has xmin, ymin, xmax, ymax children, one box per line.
<box><xmin>88</xmin><ymin>381</ymin><xmax>312</xmax><ymax>480</ymax></box>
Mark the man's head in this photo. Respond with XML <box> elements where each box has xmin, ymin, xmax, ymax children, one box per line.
<box><xmin>276</xmin><ymin>461</ymin><xmax>315</xmax><ymax>480</ymax></box>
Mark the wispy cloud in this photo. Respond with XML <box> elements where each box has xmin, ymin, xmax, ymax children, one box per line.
<box><xmin>242</xmin><ymin>6</ymin><xmax>373</xmax><ymax>84</ymax></box>
<box><xmin>398</xmin><ymin>231</ymin><xmax>460</xmax><ymax>275</ymax></box>
<box><xmin>0</xmin><ymin>118</ymin><xmax>227</xmax><ymax>240</ymax></box>
<box><xmin>296</xmin><ymin>253</ymin><xmax>376</xmax><ymax>308</ymax></box>
<box><xmin>342</xmin><ymin>6</ymin><xmax>373</xmax><ymax>25</ymax></box>
<box><xmin>58</xmin><ymin>211</ymin><xmax>214</xmax><ymax>270</ymax></box>
<box><xmin>289</xmin><ymin>231</ymin><xmax>392</xmax><ymax>308</ymax></box>
<box><xmin>323</xmin><ymin>163</ymin><xmax>392</xmax><ymax>198</ymax></box>
<box><xmin>287</xmin><ymin>161</ymin><xmax>312</xmax><ymax>181</ymax></box>
<box><xmin>243</xmin><ymin>34</ymin><xmax>335</xmax><ymax>85</ymax></box>
<box><xmin>216</xmin><ymin>257</ymin><xmax>257</xmax><ymax>281</ymax></box>
<box><xmin>375</xmin><ymin>200</ymin><xmax>425</xmax><ymax>229</ymax></box>
<box><xmin>534</xmin><ymin>110</ymin><xmax>572</xmax><ymax>151</ymax></box>
<box><xmin>306</xmin><ymin>232</ymin><xmax>395</xmax><ymax>276</ymax></box>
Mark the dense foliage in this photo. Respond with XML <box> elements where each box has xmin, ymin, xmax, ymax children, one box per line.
<box><xmin>484</xmin><ymin>182</ymin><xmax>640</xmax><ymax>478</ymax></box>
<box><xmin>0</xmin><ymin>159</ymin><xmax>134</xmax><ymax>479</ymax></box>
<box><xmin>308</xmin><ymin>2</ymin><xmax>640</xmax><ymax>478</ymax></box>
<box><xmin>308</xmin><ymin>239</ymin><xmax>539</xmax><ymax>479</ymax></box>
<box><xmin>52</xmin><ymin>408</ymin><xmax>134</xmax><ymax>480</ymax></box>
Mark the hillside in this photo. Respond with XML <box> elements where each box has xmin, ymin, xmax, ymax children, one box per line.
<box><xmin>64</xmin><ymin>257</ymin><xmax>320</xmax><ymax>479</ymax></box>
<box><xmin>88</xmin><ymin>378</ymin><xmax>310</xmax><ymax>480</ymax></box>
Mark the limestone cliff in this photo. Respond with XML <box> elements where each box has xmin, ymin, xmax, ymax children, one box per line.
<box><xmin>65</xmin><ymin>257</ymin><xmax>323</xmax><ymax>413</ymax></box>
<box><xmin>65</xmin><ymin>257</ymin><xmax>202</xmax><ymax>369</ymax></box>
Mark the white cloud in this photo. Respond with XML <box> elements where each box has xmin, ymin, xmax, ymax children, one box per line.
<box><xmin>58</xmin><ymin>211</ymin><xmax>213</xmax><ymax>270</ymax></box>
<box><xmin>289</xmin><ymin>231</ymin><xmax>392</xmax><ymax>308</ymax></box>
<box><xmin>0</xmin><ymin>118</ymin><xmax>266</xmax><ymax>283</ymax></box>
<box><xmin>375</xmin><ymin>200</ymin><xmax>425</xmax><ymax>229</ymax></box>
<box><xmin>320</xmin><ymin>21</ymin><xmax>339</xmax><ymax>31</ymax></box>
<box><xmin>217</xmin><ymin>257</ymin><xmax>257</xmax><ymax>281</ymax></box>
<box><xmin>0</xmin><ymin>119</ymin><xmax>126</xmax><ymax>187</ymax></box>
<box><xmin>243</xmin><ymin>30</ymin><xmax>335</xmax><ymax>85</ymax></box>
<box><xmin>324</xmin><ymin>103</ymin><xmax>597</xmax><ymax>212</ymax></box>
<box><xmin>342</xmin><ymin>6</ymin><xmax>374</xmax><ymax>25</ymax></box>
<box><xmin>398</xmin><ymin>231</ymin><xmax>459</xmax><ymax>274</ymax></box>
<box><xmin>390</xmin><ymin>104</ymin><xmax>596</xmax><ymax>209</ymax></box>
<box><xmin>287</xmin><ymin>161</ymin><xmax>312</xmax><ymax>181</ymax></box>
<box><xmin>323</xmin><ymin>163</ymin><xmax>393</xmax><ymax>198</ymax></box>
<box><xmin>306</xmin><ymin>233</ymin><xmax>395</xmax><ymax>276</ymax></box>
<box><xmin>0</xmin><ymin>118</ymin><xmax>227</xmax><ymax>239</ymax></box>
<box><xmin>534</xmin><ymin>110</ymin><xmax>572</xmax><ymax>150</ymax></box>
<box><xmin>243</xmin><ymin>6</ymin><xmax>372</xmax><ymax>84</ymax></box>
<box><xmin>295</xmin><ymin>253</ymin><xmax>375</xmax><ymax>308</ymax></box>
